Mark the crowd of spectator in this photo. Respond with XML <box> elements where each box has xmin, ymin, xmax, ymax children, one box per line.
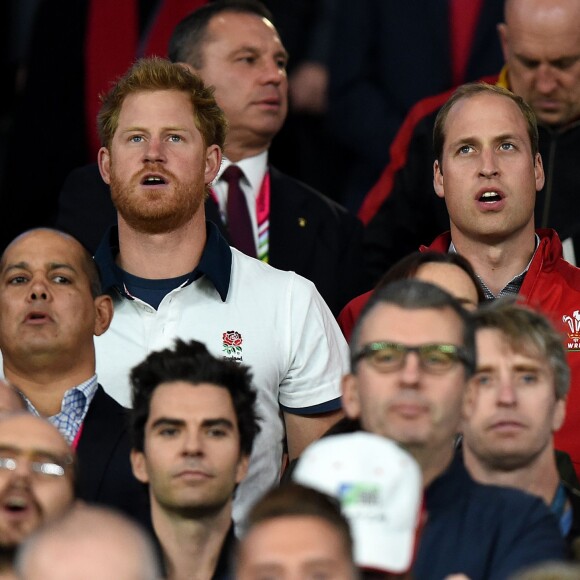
<box><xmin>1</xmin><ymin>0</ymin><xmax>580</xmax><ymax>578</ymax></box>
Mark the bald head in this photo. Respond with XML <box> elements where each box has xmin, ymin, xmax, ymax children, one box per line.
<box><xmin>15</xmin><ymin>505</ymin><xmax>161</xmax><ymax>580</ymax></box>
<box><xmin>0</xmin><ymin>228</ymin><xmax>113</xmax><ymax>383</ymax></box>
<box><xmin>1</xmin><ymin>229</ymin><xmax>102</xmax><ymax>298</ymax></box>
<box><xmin>499</xmin><ymin>0</ymin><xmax>580</xmax><ymax>126</ymax></box>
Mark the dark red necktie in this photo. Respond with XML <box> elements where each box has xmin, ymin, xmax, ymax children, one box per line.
<box><xmin>223</xmin><ymin>166</ymin><xmax>257</xmax><ymax>258</ymax></box>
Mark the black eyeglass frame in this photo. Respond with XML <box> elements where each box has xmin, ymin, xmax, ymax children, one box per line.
<box><xmin>352</xmin><ymin>341</ymin><xmax>470</xmax><ymax>373</ymax></box>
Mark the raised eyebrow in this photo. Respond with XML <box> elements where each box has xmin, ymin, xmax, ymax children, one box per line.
<box><xmin>121</xmin><ymin>127</ymin><xmax>190</xmax><ymax>134</ymax></box>
<box><xmin>30</xmin><ymin>450</ymin><xmax>71</xmax><ymax>465</ymax></box>
<box><xmin>0</xmin><ymin>445</ymin><xmax>20</xmax><ymax>455</ymax></box>
<box><xmin>231</xmin><ymin>45</ymin><xmax>260</xmax><ymax>57</ymax></box>
<box><xmin>494</xmin><ymin>133</ymin><xmax>523</xmax><ymax>144</ymax></box>
<box><xmin>551</xmin><ymin>55</ymin><xmax>580</xmax><ymax>68</ymax></box>
<box><xmin>275</xmin><ymin>49</ymin><xmax>289</xmax><ymax>62</ymax></box>
<box><xmin>2</xmin><ymin>262</ymin><xmax>31</xmax><ymax>276</ymax></box>
<box><xmin>448</xmin><ymin>137</ymin><xmax>478</xmax><ymax>151</ymax></box>
<box><xmin>48</xmin><ymin>263</ymin><xmax>78</xmax><ymax>275</ymax></box>
<box><xmin>150</xmin><ymin>417</ymin><xmax>186</xmax><ymax>430</ymax></box>
<box><xmin>0</xmin><ymin>445</ymin><xmax>68</xmax><ymax>464</ymax></box>
<box><xmin>2</xmin><ymin>262</ymin><xmax>77</xmax><ymax>276</ymax></box>
<box><xmin>474</xmin><ymin>365</ymin><xmax>495</xmax><ymax>374</ymax></box>
<box><xmin>514</xmin><ymin>53</ymin><xmax>539</xmax><ymax>67</ymax></box>
<box><xmin>202</xmin><ymin>418</ymin><xmax>235</xmax><ymax>430</ymax></box>
<box><xmin>513</xmin><ymin>363</ymin><xmax>542</xmax><ymax>373</ymax></box>
<box><xmin>122</xmin><ymin>127</ymin><xmax>148</xmax><ymax>135</ymax></box>
<box><xmin>163</xmin><ymin>127</ymin><xmax>191</xmax><ymax>135</ymax></box>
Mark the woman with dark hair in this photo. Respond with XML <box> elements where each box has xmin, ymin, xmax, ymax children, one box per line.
<box><xmin>338</xmin><ymin>251</ymin><xmax>485</xmax><ymax>340</ymax></box>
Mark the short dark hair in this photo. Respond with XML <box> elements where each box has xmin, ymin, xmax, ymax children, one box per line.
<box><xmin>351</xmin><ymin>279</ymin><xmax>476</xmax><ymax>376</ymax></box>
<box><xmin>130</xmin><ymin>339</ymin><xmax>260</xmax><ymax>455</ymax></box>
<box><xmin>433</xmin><ymin>82</ymin><xmax>539</xmax><ymax>171</ymax></box>
<box><xmin>0</xmin><ymin>228</ymin><xmax>103</xmax><ymax>298</ymax></box>
<box><xmin>376</xmin><ymin>250</ymin><xmax>485</xmax><ymax>304</ymax></box>
<box><xmin>473</xmin><ymin>298</ymin><xmax>570</xmax><ymax>400</ymax></box>
<box><xmin>168</xmin><ymin>0</ymin><xmax>274</xmax><ymax>68</ymax></box>
<box><xmin>244</xmin><ymin>483</ymin><xmax>354</xmax><ymax>559</ymax></box>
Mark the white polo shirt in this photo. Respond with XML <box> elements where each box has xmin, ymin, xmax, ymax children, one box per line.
<box><xmin>93</xmin><ymin>222</ymin><xmax>348</xmax><ymax>526</ymax></box>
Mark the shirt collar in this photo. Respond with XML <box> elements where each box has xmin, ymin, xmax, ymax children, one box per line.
<box><xmin>449</xmin><ymin>234</ymin><xmax>540</xmax><ymax>299</ymax></box>
<box><xmin>215</xmin><ymin>151</ymin><xmax>268</xmax><ymax>198</ymax></box>
<box><xmin>23</xmin><ymin>375</ymin><xmax>99</xmax><ymax>445</ymax></box>
<box><xmin>24</xmin><ymin>375</ymin><xmax>99</xmax><ymax>413</ymax></box>
<box><xmin>94</xmin><ymin>221</ymin><xmax>232</xmax><ymax>302</ymax></box>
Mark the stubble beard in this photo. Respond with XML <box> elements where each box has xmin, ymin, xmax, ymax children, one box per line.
<box><xmin>109</xmin><ymin>164</ymin><xmax>206</xmax><ymax>235</ymax></box>
<box><xmin>465</xmin><ymin>433</ymin><xmax>545</xmax><ymax>473</ymax></box>
<box><xmin>157</xmin><ymin>487</ymin><xmax>233</xmax><ymax>521</ymax></box>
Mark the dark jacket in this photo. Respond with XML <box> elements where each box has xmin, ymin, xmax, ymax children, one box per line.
<box><xmin>76</xmin><ymin>385</ymin><xmax>150</xmax><ymax>529</ymax></box>
<box><xmin>414</xmin><ymin>454</ymin><xmax>565</xmax><ymax>579</ymax></box>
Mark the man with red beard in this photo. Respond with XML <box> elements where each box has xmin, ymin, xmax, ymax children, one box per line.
<box><xmin>0</xmin><ymin>414</ymin><xmax>75</xmax><ymax>577</ymax></box>
<box><xmin>93</xmin><ymin>57</ymin><xmax>348</xmax><ymax>528</ymax></box>
<box><xmin>57</xmin><ymin>0</ymin><xmax>364</xmax><ymax>316</ymax></box>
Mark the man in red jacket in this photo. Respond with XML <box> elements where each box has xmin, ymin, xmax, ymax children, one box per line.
<box><xmin>361</xmin><ymin>0</ymin><xmax>580</xmax><ymax>282</ymax></box>
<box><xmin>425</xmin><ymin>81</ymin><xmax>580</xmax><ymax>475</ymax></box>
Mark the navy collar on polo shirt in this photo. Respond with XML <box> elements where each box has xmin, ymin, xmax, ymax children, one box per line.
<box><xmin>94</xmin><ymin>221</ymin><xmax>232</xmax><ymax>302</ymax></box>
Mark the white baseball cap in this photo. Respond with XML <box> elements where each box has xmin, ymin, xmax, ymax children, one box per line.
<box><xmin>293</xmin><ymin>432</ymin><xmax>423</xmax><ymax>574</ymax></box>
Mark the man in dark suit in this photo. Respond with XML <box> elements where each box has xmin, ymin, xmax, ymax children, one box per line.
<box><xmin>0</xmin><ymin>228</ymin><xmax>149</xmax><ymax>527</ymax></box>
<box><xmin>57</xmin><ymin>0</ymin><xmax>365</xmax><ymax>314</ymax></box>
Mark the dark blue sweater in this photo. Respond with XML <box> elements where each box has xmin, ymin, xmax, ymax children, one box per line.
<box><xmin>413</xmin><ymin>454</ymin><xmax>566</xmax><ymax>579</ymax></box>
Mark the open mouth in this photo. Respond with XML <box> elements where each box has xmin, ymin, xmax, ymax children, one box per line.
<box><xmin>141</xmin><ymin>175</ymin><xmax>167</xmax><ymax>186</ymax></box>
<box><xmin>25</xmin><ymin>312</ymin><xmax>50</xmax><ymax>323</ymax></box>
<box><xmin>478</xmin><ymin>191</ymin><xmax>503</xmax><ymax>203</ymax></box>
<box><xmin>4</xmin><ymin>497</ymin><xmax>28</xmax><ymax>512</ymax></box>
<box><xmin>1</xmin><ymin>495</ymin><xmax>33</xmax><ymax>519</ymax></box>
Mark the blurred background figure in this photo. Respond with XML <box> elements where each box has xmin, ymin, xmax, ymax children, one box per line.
<box><xmin>237</xmin><ymin>483</ymin><xmax>360</xmax><ymax>580</ymax></box>
<box><xmin>15</xmin><ymin>505</ymin><xmax>161</xmax><ymax>580</ymax></box>
<box><xmin>293</xmin><ymin>432</ymin><xmax>423</xmax><ymax>578</ymax></box>
<box><xmin>0</xmin><ymin>414</ymin><xmax>76</xmax><ymax>578</ymax></box>
<box><xmin>338</xmin><ymin>251</ymin><xmax>484</xmax><ymax>341</ymax></box>
<box><xmin>508</xmin><ymin>561</ymin><xmax>580</xmax><ymax>580</ymax></box>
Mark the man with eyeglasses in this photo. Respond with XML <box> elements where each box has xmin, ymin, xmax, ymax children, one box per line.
<box><xmin>342</xmin><ymin>279</ymin><xmax>565</xmax><ymax>579</ymax></box>
<box><xmin>0</xmin><ymin>413</ymin><xmax>75</xmax><ymax>577</ymax></box>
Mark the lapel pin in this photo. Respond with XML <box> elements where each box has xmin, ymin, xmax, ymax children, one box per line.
<box><xmin>298</xmin><ymin>217</ymin><xmax>307</xmax><ymax>227</ymax></box>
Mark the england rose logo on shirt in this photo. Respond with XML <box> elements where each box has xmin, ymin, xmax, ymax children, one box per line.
<box><xmin>222</xmin><ymin>330</ymin><xmax>243</xmax><ymax>361</ymax></box>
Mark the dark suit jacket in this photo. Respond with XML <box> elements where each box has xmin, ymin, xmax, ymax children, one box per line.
<box><xmin>76</xmin><ymin>385</ymin><xmax>151</xmax><ymax>529</ymax></box>
<box><xmin>56</xmin><ymin>163</ymin><xmax>366</xmax><ymax>314</ymax></box>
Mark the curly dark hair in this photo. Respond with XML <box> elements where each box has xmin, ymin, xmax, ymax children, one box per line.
<box><xmin>130</xmin><ymin>339</ymin><xmax>260</xmax><ymax>455</ymax></box>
